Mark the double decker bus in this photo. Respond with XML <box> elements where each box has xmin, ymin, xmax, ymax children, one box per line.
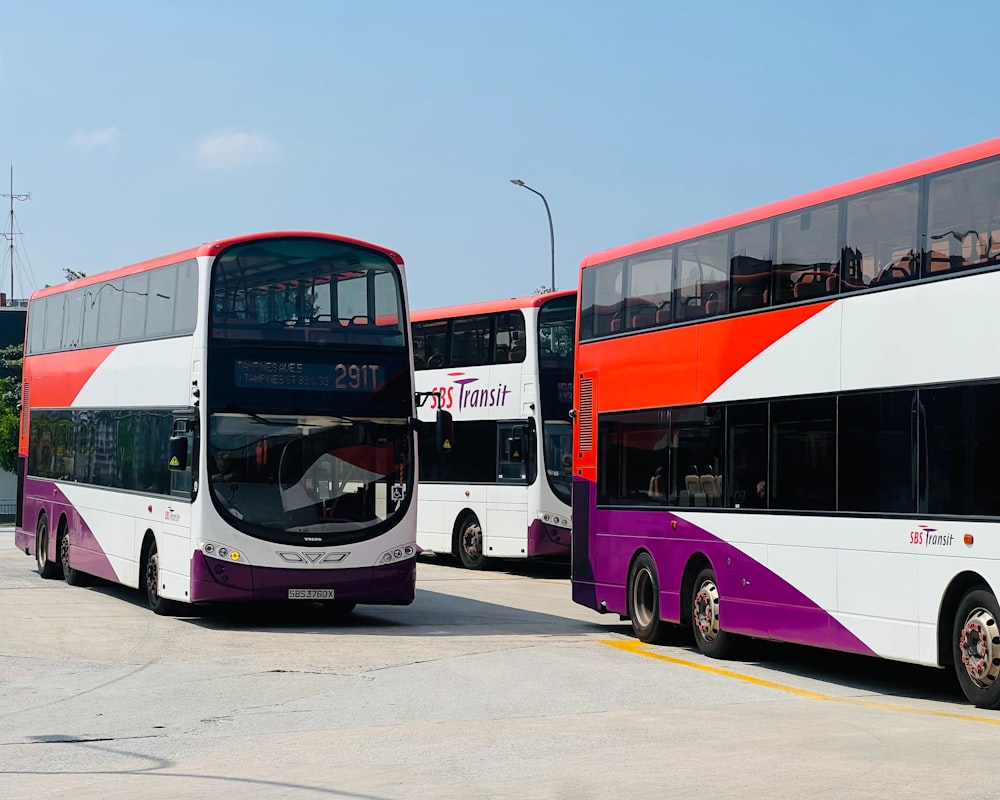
<box><xmin>571</xmin><ymin>138</ymin><xmax>1000</xmax><ymax>708</ymax></box>
<box><xmin>411</xmin><ymin>291</ymin><xmax>575</xmax><ymax>568</ymax></box>
<box><xmin>15</xmin><ymin>231</ymin><xmax>423</xmax><ymax>615</ymax></box>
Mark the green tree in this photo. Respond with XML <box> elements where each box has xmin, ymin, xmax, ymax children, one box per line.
<box><xmin>0</xmin><ymin>343</ymin><xmax>23</xmax><ymax>473</ymax></box>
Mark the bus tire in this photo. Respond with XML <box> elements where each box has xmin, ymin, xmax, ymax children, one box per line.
<box><xmin>35</xmin><ymin>513</ymin><xmax>62</xmax><ymax>580</ymax></box>
<box><xmin>143</xmin><ymin>539</ymin><xmax>182</xmax><ymax>616</ymax></box>
<box><xmin>456</xmin><ymin>512</ymin><xmax>487</xmax><ymax>570</ymax></box>
<box><xmin>627</xmin><ymin>552</ymin><xmax>673</xmax><ymax>644</ymax></box>
<box><xmin>58</xmin><ymin>522</ymin><xmax>89</xmax><ymax>587</ymax></box>
<box><xmin>691</xmin><ymin>566</ymin><xmax>738</xmax><ymax>659</ymax></box>
<box><xmin>953</xmin><ymin>586</ymin><xmax>1000</xmax><ymax>709</ymax></box>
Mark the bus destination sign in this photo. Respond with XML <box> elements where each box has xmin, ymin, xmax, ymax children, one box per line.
<box><xmin>234</xmin><ymin>360</ymin><xmax>384</xmax><ymax>392</ymax></box>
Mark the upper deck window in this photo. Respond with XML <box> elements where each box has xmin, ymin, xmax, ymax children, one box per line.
<box><xmin>451</xmin><ymin>314</ymin><xmax>492</xmax><ymax>367</ymax></box>
<box><xmin>580</xmin><ymin>260</ymin><xmax>623</xmax><ymax>339</ymax></box>
<box><xmin>846</xmin><ymin>182</ymin><xmax>920</xmax><ymax>289</ymax></box>
<box><xmin>676</xmin><ymin>235</ymin><xmax>728</xmax><ymax>321</ymax></box>
<box><xmin>625</xmin><ymin>248</ymin><xmax>673</xmax><ymax>331</ymax></box>
<box><xmin>210</xmin><ymin>237</ymin><xmax>405</xmax><ymax>348</ymax></box>
<box><xmin>773</xmin><ymin>203</ymin><xmax>840</xmax><ymax>305</ymax></box>
<box><xmin>928</xmin><ymin>157</ymin><xmax>1000</xmax><ymax>277</ymax></box>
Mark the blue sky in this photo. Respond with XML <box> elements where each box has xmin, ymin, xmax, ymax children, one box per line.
<box><xmin>2</xmin><ymin>0</ymin><xmax>998</xmax><ymax>310</ymax></box>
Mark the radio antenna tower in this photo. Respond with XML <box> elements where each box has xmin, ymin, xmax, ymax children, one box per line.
<box><xmin>1</xmin><ymin>165</ymin><xmax>30</xmax><ymax>304</ymax></box>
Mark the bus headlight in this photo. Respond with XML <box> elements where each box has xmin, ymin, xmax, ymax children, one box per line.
<box><xmin>201</xmin><ymin>541</ymin><xmax>249</xmax><ymax>564</ymax></box>
<box><xmin>538</xmin><ymin>512</ymin><xmax>571</xmax><ymax>530</ymax></box>
<box><xmin>378</xmin><ymin>544</ymin><xmax>416</xmax><ymax>565</ymax></box>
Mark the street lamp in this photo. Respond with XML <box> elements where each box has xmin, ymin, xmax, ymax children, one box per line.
<box><xmin>510</xmin><ymin>179</ymin><xmax>555</xmax><ymax>291</ymax></box>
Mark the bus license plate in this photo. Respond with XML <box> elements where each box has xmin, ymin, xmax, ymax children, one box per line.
<box><xmin>288</xmin><ymin>589</ymin><xmax>335</xmax><ymax>599</ymax></box>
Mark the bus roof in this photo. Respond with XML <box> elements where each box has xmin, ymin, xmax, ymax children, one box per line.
<box><xmin>581</xmin><ymin>136</ymin><xmax>1000</xmax><ymax>269</ymax></box>
<box><xmin>30</xmin><ymin>230</ymin><xmax>404</xmax><ymax>301</ymax></box>
<box><xmin>411</xmin><ymin>289</ymin><xmax>576</xmax><ymax>323</ymax></box>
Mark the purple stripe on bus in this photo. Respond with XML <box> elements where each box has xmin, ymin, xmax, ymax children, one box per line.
<box><xmin>573</xmin><ymin>478</ymin><xmax>876</xmax><ymax>657</ymax></box>
<box><xmin>527</xmin><ymin>518</ymin><xmax>571</xmax><ymax>558</ymax></box>
<box><xmin>190</xmin><ymin>551</ymin><xmax>416</xmax><ymax>605</ymax></box>
<box><xmin>17</xmin><ymin>479</ymin><xmax>119</xmax><ymax>583</ymax></box>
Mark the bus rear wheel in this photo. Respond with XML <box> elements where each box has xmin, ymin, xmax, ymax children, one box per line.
<box><xmin>36</xmin><ymin>514</ymin><xmax>62</xmax><ymax>580</ymax></box>
<box><xmin>953</xmin><ymin>587</ymin><xmax>1000</xmax><ymax>709</ymax></box>
<box><xmin>691</xmin><ymin>567</ymin><xmax>737</xmax><ymax>659</ymax></box>
<box><xmin>627</xmin><ymin>552</ymin><xmax>673</xmax><ymax>644</ymax></box>
<box><xmin>143</xmin><ymin>539</ymin><xmax>181</xmax><ymax>616</ymax></box>
<box><xmin>59</xmin><ymin>524</ymin><xmax>89</xmax><ymax>587</ymax></box>
<box><xmin>456</xmin><ymin>513</ymin><xmax>487</xmax><ymax>570</ymax></box>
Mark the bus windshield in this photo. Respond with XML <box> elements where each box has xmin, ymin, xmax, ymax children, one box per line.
<box><xmin>538</xmin><ymin>294</ymin><xmax>575</xmax><ymax>504</ymax></box>
<box><xmin>208</xmin><ymin>412</ymin><xmax>411</xmax><ymax>544</ymax></box>
<box><xmin>210</xmin><ymin>237</ymin><xmax>406</xmax><ymax>346</ymax></box>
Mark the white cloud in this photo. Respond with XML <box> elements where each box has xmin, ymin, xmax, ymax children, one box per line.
<box><xmin>194</xmin><ymin>130</ymin><xmax>278</xmax><ymax>169</ymax></box>
<box><xmin>70</xmin><ymin>127</ymin><xmax>122</xmax><ymax>152</ymax></box>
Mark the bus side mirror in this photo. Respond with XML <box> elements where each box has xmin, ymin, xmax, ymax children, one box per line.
<box><xmin>436</xmin><ymin>409</ymin><xmax>454</xmax><ymax>454</ymax></box>
<box><xmin>168</xmin><ymin>435</ymin><xmax>188</xmax><ymax>472</ymax></box>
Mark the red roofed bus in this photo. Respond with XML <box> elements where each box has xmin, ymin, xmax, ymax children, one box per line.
<box><xmin>412</xmin><ymin>291</ymin><xmax>575</xmax><ymax>568</ymax></box>
<box><xmin>570</xmin><ymin>138</ymin><xmax>1000</xmax><ymax>708</ymax></box>
<box><xmin>15</xmin><ymin>231</ymin><xmax>423</xmax><ymax>615</ymax></box>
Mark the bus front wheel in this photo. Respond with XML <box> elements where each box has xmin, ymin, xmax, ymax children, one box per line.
<box><xmin>35</xmin><ymin>514</ymin><xmax>62</xmax><ymax>580</ymax></box>
<box><xmin>456</xmin><ymin>513</ymin><xmax>487</xmax><ymax>570</ymax></box>
<box><xmin>691</xmin><ymin>567</ymin><xmax>737</xmax><ymax>659</ymax></box>
<box><xmin>143</xmin><ymin>539</ymin><xmax>181</xmax><ymax>616</ymax></box>
<box><xmin>627</xmin><ymin>552</ymin><xmax>674</xmax><ymax>644</ymax></box>
<box><xmin>953</xmin><ymin>587</ymin><xmax>1000</xmax><ymax>709</ymax></box>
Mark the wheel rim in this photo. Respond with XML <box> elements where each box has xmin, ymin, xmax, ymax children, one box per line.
<box><xmin>959</xmin><ymin>607</ymin><xmax>1000</xmax><ymax>688</ymax></box>
<box><xmin>36</xmin><ymin>520</ymin><xmax>48</xmax><ymax>570</ymax></box>
<box><xmin>694</xmin><ymin>577</ymin><xmax>721</xmax><ymax>642</ymax></box>
<box><xmin>632</xmin><ymin>566</ymin><xmax>655</xmax><ymax>629</ymax></box>
<box><xmin>60</xmin><ymin>532</ymin><xmax>71</xmax><ymax>572</ymax></box>
<box><xmin>461</xmin><ymin>522</ymin><xmax>482</xmax><ymax>562</ymax></box>
<box><xmin>146</xmin><ymin>552</ymin><xmax>160</xmax><ymax>606</ymax></box>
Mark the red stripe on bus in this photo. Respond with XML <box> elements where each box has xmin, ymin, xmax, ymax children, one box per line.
<box><xmin>576</xmin><ymin>301</ymin><xmax>830</xmax><ymax>410</ymax></box>
<box><xmin>23</xmin><ymin>347</ymin><xmax>116</xmax><ymax>408</ymax></box>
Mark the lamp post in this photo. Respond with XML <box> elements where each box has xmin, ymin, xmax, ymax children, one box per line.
<box><xmin>510</xmin><ymin>179</ymin><xmax>555</xmax><ymax>291</ymax></box>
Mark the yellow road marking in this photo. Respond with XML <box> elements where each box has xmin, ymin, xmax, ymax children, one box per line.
<box><xmin>601</xmin><ymin>638</ymin><xmax>1000</xmax><ymax>726</ymax></box>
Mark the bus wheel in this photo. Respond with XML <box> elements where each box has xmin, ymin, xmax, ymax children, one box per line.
<box><xmin>627</xmin><ymin>552</ymin><xmax>673</xmax><ymax>644</ymax></box>
<box><xmin>35</xmin><ymin>514</ymin><xmax>62</xmax><ymax>580</ymax></box>
<box><xmin>953</xmin><ymin>587</ymin><xmax>1000</xmax><ymax>709</ymax></box>
<box><xmin>59</xmin><ymin>524</ymin><xmax>89</xmax><ymax>587</ymax></box>
<box><xmin>143</xmin><ymin>539</ymin><xmax>181</xmax><ymax>616</ymax></box>
<box><xmin>456</xmin><ymin>513</ymin><xmax>487</xmax><ymax>570</ymax></box>
<box><xmin>691</xmin><ymin>567</ymin><xmax>737</xmax><ymax>659</ymax></box>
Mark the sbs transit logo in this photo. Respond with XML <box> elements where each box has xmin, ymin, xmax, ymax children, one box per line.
<box><xmin>425</xmin><ymin>372</ymin><xmax>512</xmax><ymax>412</ymax></box>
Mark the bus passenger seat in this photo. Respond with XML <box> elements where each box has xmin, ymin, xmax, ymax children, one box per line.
<box><xmin>685</xmin><ymin>473</ymin><xmax>705</xmax><ymax>506</ymax></box>
<box><xmin>496</xmin><ymin>344</ymin><xmax>510</xmax><ymax>362</ymax></box>
<box><xmin>793</xmin><ymin>273</ymin><xmax>829</xmax><ymax>300</ymax></box>
<box><xmin>655</xmin><ymin>306</ymin><xmax>671</xmax><ymax>324</ymax></box>
<box><xmin>630</xmin><ymin>306</ymin><xmax>656</xmax><ymax>330</ymax></box>
<box><xmin>700</xmin><ymin>473</ymin><xmax>720</xmax><ymax>506</ymax></box>
<box><xmin>509</xmin><ymin>345</ymin><xmax>526</xmax><ymax>363</ymax></box>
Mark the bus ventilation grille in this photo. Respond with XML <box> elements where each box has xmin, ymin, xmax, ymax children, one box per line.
<box><xmin>578</xmin><ymin>377</ymin><xmax>593</xmax><ymax>451</ymax></box>
<box><xmin>19</xmin><ymin>383</ymin><xmax>28</xmax><ymax>437</ymax></box>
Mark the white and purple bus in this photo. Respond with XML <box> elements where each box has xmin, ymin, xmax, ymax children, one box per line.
<box><xmin>571</xmin><ymin>138</ymin><xmax>1000</xmax><ymax>708</ymax></box>
<box><xmin>411</xmin><ymin>292</ymin><xmax>575</xmax><ymax>568</ymax></box>
<box><xmin>16</xmin><ymin>231</ymin><xmax>426</xmax><ymax>615</ymax></box>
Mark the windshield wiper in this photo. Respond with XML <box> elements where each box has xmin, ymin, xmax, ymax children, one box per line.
<box><xmin>224</xmin><ymin>407</ymin><xmax>291</xmax><ymax>427</ymax></box>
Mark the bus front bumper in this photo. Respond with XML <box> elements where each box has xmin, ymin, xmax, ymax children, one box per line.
<box><xmin>190</xmin><ymin>551</ymin><xmax>416</xmax><ymax>605</ymax></box>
